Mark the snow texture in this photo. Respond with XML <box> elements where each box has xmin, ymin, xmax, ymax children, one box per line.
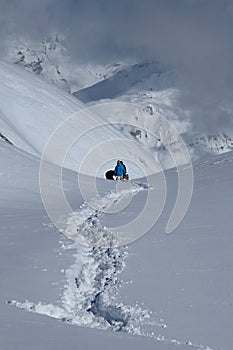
<box><xmin>0</xmin><ymin>59</ymin><xmax>233</xmax><ymax>350</ymax></box>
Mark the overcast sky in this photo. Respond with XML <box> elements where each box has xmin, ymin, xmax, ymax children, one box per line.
<box><xmin>0</xmin><ymin>0</ymin><xmax>233</xmax><ymax>133</ymax></box>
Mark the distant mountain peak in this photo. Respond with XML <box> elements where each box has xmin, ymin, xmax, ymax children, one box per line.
<box><xmin>5</xmin><ymin>34</ymin><xmax>130</xmax><ymax>93</ymax></box>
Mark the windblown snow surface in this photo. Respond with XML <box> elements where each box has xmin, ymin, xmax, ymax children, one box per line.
<box><xmin>0</xmin><ymin>62</ymin><xmax>233</xmax><ymax>350</ymax></box>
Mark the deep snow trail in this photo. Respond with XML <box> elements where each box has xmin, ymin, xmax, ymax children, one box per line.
<box><xmin>6</xmin><ymin>173</ymin><xmax>217</xmax><ymax>349</ymax></box>
<box><xmin>4</xmin><ymin>154</ymin><xmax>220</xmax><ymax>350</ymax></box>
<box><xmin>8</xmin><ymin>182</ymin><xmax>161</xmax><ymax>335</ymax></box>
<box><xmin>64</xmin><ymin>181</ymin><xmax>149</xmax><ymax>246</ymax></box>
<box><xmin>58</xmin><ymin>181</ymin><xmax>156</xmax><ymax>333</ymax></box>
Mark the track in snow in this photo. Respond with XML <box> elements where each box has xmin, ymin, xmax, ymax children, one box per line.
<box><xmin>8</xmin><ymin>182</ymin><xmax>162</xmax><ymax>335</ymax></box>
<box><xmin>6</xmin><ymin>181</ymin><xmax>215</xmax><ymax>349</ymax></box>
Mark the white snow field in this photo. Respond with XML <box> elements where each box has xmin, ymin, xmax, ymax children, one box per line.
<box><xmin>0</xmin><ymin>62</ymin><xmax>233</xmax><ymax>350</ymax></box>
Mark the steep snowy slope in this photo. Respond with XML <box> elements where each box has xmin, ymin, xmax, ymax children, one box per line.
<box><xmin>1</xmin><ymin>138</ymin><xmax>233</xmax><ymax>350</ymax></box>
<box><xmin>73</xmin><ymin>61</ymin><xmax>173</xmax><ymax>102</ymax></box>
<box><xmin>0</xmin><ymin>60</ymin><xmax>159</xmax><ymax>178</ymax></box>
<box><xmin>6</xmin><ymin>34</ymin><xmax>129</xmax><ymax>93</ymax></box>
<box><xmin>0</xmin><ymin>60</ymin><xmax>84</xmax><ymax>156</ymax></box>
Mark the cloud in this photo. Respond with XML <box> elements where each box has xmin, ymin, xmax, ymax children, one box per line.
<box><xmin>1</xmin><ymin>0</ymin><xmax>232</xmax><ymax>62</ymax></box>
<box><xmin>0</xmin><ymin>0</ymin><xmax>233</xmax><ymax>133</ymax></box>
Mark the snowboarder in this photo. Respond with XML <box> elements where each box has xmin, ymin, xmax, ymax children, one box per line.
<box><xmin>114</xmin><ymin>160</ymin><xmax>126</xmax><ymax>180</ymax></box>
<box><xmin>105</xmin><ymin>160</ymin><xmax>129</xmax><ymax>180</ymax></box>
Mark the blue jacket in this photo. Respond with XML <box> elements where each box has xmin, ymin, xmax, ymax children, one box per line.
<box><xmin>114</xmin><ymin>161</ymin><xmax>125</xmax><ymax>176</ymax></box>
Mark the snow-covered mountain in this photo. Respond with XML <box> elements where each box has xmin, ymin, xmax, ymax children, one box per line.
<box><xmin>6</xmin><ymin>34</ymin><xmax>129</xmax><ymax>93</ymax></box>
<box><xmin>1</xmin><ymin>58</ymin><xmax>232</xmax><ymax>177</ymax></box>
<box><xmin>0</xmin><ymin>61</ymin><xmax>161</xmax><ymax>178</ymax></box>
<box><xmin>5</xmin><ymin>34</ymin><xmax>233</xmax><ymax>161</ymax></box>
<box><xmin>73</xmin><ymin>60</ymin><xmax>175</xmax><ymax>102</ymax></box>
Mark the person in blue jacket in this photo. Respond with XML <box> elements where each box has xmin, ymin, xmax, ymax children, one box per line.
<box><xmin>114</xmin><ymin>160</ymin><xmax>126</xmax><ymax>180</ymax></box>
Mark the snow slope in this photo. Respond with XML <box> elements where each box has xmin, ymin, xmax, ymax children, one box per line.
<box><xmin>0</xmin><ymin>56</ymin><xmax>233</xmax><ymax>350</ymax></box>
<box><xmin>0</xmin><ymin>60</ymin><xmax>160</xmax><ymax>178</ymax></box>
<box><xmin>5</xmin><ymin>34</ymin><xmax>130</xmax><ymax>93</ymax></box>
<box><xmin>0</xmin><ymin>140</ymin><xmax>186</xmax><ymax>350</ymax></box>
<box><xmin>1</xmin><ymin>137</ymin><xmax>233</xmax><ymax>350</ymax></box>
<box><xmin>73</xmin><ymin>61</ymin><xmax>173</xmax><ymax>102</ymax></box>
